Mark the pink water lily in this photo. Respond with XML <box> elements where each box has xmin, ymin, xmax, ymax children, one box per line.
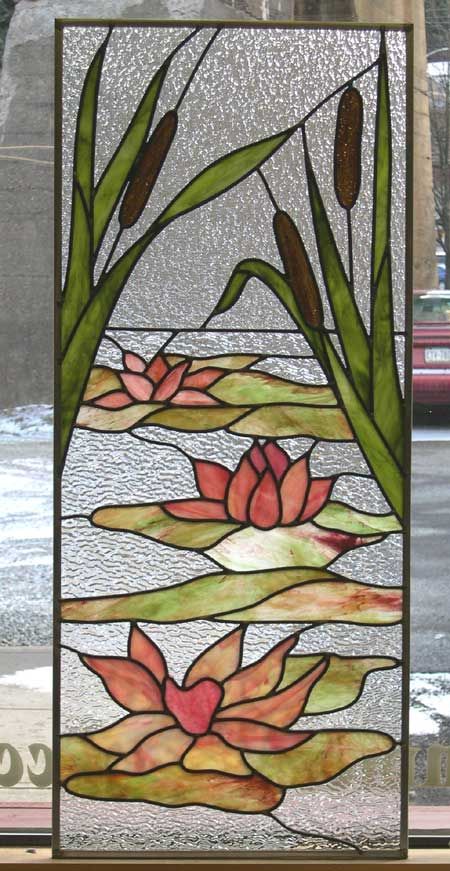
<box><xmin>165</xmin><ymin>440</ymin><xmax>334</xmax><ymax>531</ymax></box>
<box><xmin>83</xmin><ymin>625</ymin><xmax>327</xmax><ymax>777</ymax></box>
<box><xmin>92</xmin><ymin>350</ymin><xmax>223</xmax><ymax>409</ymax></box>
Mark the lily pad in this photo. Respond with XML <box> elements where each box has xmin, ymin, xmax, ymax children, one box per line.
<box><xmin>245</xmin><ymin>730</ymin><xmax>395</xmax><ymax>786</ymax></box>
<box><xmin>92</xmin><ymin>504</ymin><xmax>239</xmax><ymax>550</ymax></box>
<box><xmin>77</xmin><ymin>402</ymin><xmax>162</xmax><ymax>432</ymax></box>
<box><xmin>218</xmin><ymin>581</ymin><xmax>402</xmax><ymax>624</ymax></box>
<box><xmin>206</xmin><ymin>522</ymin><xmax>381</xmax><ymax>571</ymax></box>
<box><xmin>61</xmin><ymin>568</ymin><xmax>402</xmax><ymax>626</ymax></box>
<box><xmin>230</xmin><ymin>405</ymin><xmax>352</xmax><ymax>440</ymax></box>
<box><xmin>83</xmin><ymin>367</ymin><xmax>121</xmax><ymax>401</ymax></box>
<box><xmin>141</xmin><ymin>406</ymin><xmax>248</xmax><ymax>431</ymax></box>
<box><xmin>315</xmin><ymin>502</ymin><xmax>402</xmax><ymax>535</ymax></box>
<box><xmin>65</xmin><ymin>762</ymin><xmax>284</xmax><ymax>813</ymax></box>
<box><xmin>279</xmin><ymin>655</ymin><xmax>400</xmax><ymax>714</ymax></box>
<box><xmin>60</xmin><ymin>735</ymin><xmax>118</xmax><ymax>784</ymax></box>
<box><xmin>210</xmin><ymin>371</ymin><xmax>337</xmax><ymax>406</ymax></box>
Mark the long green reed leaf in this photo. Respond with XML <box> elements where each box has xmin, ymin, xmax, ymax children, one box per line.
<box><xmin>302</xmin><ymin>128</ymin><xmax>371</xmax><ymax>407</ymax></box>
<box><xmin>93</xmin><ymin>60</ymin><xmax>169</xmax><ymax>253</ymax></box>
<box><xmin>371</xmin><ymin>34</ymin><xmax>404</xmax><ymax>465</ymax></box>
<box><xmin>154</xmin><ymin>128</ymin><xmax>294</xmax><ymax>230</ymax></box>
<box><xmin>61</xmin><ymin>31</ymin><xmax>110</xmax><ymax>353</ymax></box>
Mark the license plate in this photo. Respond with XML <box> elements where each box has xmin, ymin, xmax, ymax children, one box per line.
<box><xmin>425</xmin><ymin>347</ymin><xmax>450</xmax><ymax>363</ymax></box>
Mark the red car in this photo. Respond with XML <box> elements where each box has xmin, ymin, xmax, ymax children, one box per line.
<box><xmin>413</xmin><ymin>290</ymin><xmax>450</xmax><ymax>406</ymax></box>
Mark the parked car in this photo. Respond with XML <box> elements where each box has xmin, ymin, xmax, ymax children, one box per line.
<box><xmin>413</xmin><ymin>290</ymin><xmax>450</xmax><ymax>406</ymax></box>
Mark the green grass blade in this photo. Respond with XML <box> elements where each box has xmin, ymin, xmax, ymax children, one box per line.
<box><xmin>323</xmin><ymin>334</ymin><xmax>403</xmax><ymax>519</ymax></box>
<box><xmin>154</xmin><ymin>128</ymin><xmax>294</xmax><ymax>230</ymax></box>
<box><xmin>302</xmin><ymin>129</ymin><xmax>371</xmax><ymax>407</ymax></box>
<box><xmin>93</xmin><ymin>59</ymin><xmax>169</xmax><ymax>254</ymax></box>
<box><xmin>372</xmin><ymin>252</ymin><xmax>404</xmax><ymax>465</ymax></box>
<box><xmin>372</xmin><ymin>34</ymin><xmax>391</xmax><ymax>283</ymax></box>
<box><xmin>371</xmin><ymin>35</ymin><xmax>404</xmax><ymax>466</ymax></box>
<box><xmin>61</xmin><ymin>30</ymin><xmax>110</xmax><ymax>353</ymax></box>
<box><xmin>213</xmin><ymin>258</ymin><xmax>322</xmax><ymax>359</ymax></box>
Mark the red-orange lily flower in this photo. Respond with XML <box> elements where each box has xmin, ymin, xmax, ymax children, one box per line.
<box><xmin>165</xmin><ymin>440</ymin><xmax>334</xmax><ymax>531</ymax></box>
<box><xmin>92</xmin><ymin>351</ymin><xmax>222</xmax><ymax>409</ymax></box>
<box><xmin>83</xmin><ymin>625</ymin><xmax>327</xmax><ymax>777</ymax></box>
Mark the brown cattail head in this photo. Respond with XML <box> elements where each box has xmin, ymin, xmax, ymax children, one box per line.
<box><xmin>119</xmin><ymin>110</ymin><xmax>178</xmax><ymax>229</ymax></box>
<box><xmin>334</xmin><ymin>86</ymin><xmax>363</xmax><ymax>211</ymax></box>
<box><xmin>273</xmin><ymin>210</ymin><xmax>324</xmax><ymax>329</ymax></box>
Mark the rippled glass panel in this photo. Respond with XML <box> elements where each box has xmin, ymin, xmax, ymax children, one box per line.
<box><xmin>55</xmin><ymin>22</ymin><xmax>411</xmax><ymax>858</ymax></box>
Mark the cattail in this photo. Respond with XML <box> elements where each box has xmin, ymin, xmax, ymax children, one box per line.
<box><xmin>119</xmin><ymin>110</ymin><xmax>178</xmax><ymax>229</ymax></box>
<box><xmin>273</xmin><ymin>210</ymin><xmax>323</xmax><ymax>329</ymax></box>
<box><xmin>334</xmin><ymin>85</ymin><xmax>363</xmax><ymax>210</ymax></box>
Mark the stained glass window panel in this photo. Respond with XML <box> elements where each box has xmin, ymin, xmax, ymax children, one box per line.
<box><xmin>55</xmin><ymin>22</ymin><xmax>411</xmax><ymax>858</ymax></box>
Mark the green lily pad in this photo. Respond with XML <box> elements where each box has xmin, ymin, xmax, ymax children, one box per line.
<box><xmin>206</xmin><ymin>522</ymin><xmax>381</xmax><ymax>571</ymax></box>
<box><xmin>279</xmin><ymin>655</ymin><xmax>399</xmax><ymax>714</ymax></box>
<box><xmin>83</xmin><ymin>367</ymin><xmax>122</xmax><ymax>401</ymax></box>
<box><xmin>65</xmin><ymin>762</ymin><xmax>284</xmax><ymax>812</ymax></box>
<box><xmin>315</xmin><ymin>502</ymin><xmax>402</xmax><ymax>535</ymax></box>
<box><xmin>187</xmin><ymin>355</ymin><xmax>260</xmax><ymax>372</ymax></box>
<box><xmin>141</xmin><ymin>406</ymin><xmax>249</xmax><ymax>431</ymax></box>
<box><xmin>61</xmin><ymin>568</ymin><xmax>402</xmax><ymax>626</ymax></box>
<box><xmin>60</xmin><ymin>735</ymin><xmax>118</xmax><ymax>784</ymax></box>
<box><xmin>230</xmin><ymin>405</ymin><xmax>352</xmax><ymax>440</ymax></box>
<box><xmin>210</xmin><ymin>371</ymin><xmax>337</xmax><ymax>406</ymax></box>
<box><xmin>245</xmin><ymin>730</ymin><xmax>395</xmax><ymax>786</ymax></box>
<box><xmin>217</xmin><ymin>580</ymin><xmax>402</xmax><ymax>625</ymax></box>
<box><xmin>92</xmin><ymin>504</ymin><xmax>239</xmax><ymax>550</ymax></box>
<box><xmin>77</xmin><ymin>402</ymin><xmax>162</xmax><ymax>432</ymax></box>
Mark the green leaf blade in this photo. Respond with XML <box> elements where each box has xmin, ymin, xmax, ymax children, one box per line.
<box><xmin>155</xmin><ymin>130</ymin><xmax>293</xmax><ymax>229</ymax></box>
<box><xmin>62</xmin><ymin>32</ymin><xmax>110</xmax><ymax>351</ymax></box>
<box><xmin>245</xmin><ymin>730</ymin><xmax>395</xmax><ymax>787</ymax></box>
<box><xmin>303</xmin><ymin>133</ymin><xmax>371</xmax><ymax>407</ymax></box>
<box><xmin>93</xmin><ymin>60</ymin><xmax>169</xmax><ymax>252</ymax></box>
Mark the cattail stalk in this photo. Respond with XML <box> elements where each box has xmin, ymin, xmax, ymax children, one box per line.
<box><xmin>119</xmin><ymin>110</ymin><xmax>178</xmax><ymax>229</ymax></box>
<box><xmin>273</xmin><ymin>210</ymin><xmax>323</xmax><ymax>329</ymax></box>
<box><xmin>334</xmin><ymin>85</ymin><xmax>363</xmax><ymax>211</ymax></box>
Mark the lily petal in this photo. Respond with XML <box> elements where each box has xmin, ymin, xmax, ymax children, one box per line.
<box><xmin>120</xmin><ymin>373</ymin><xmax>154</xmax><ymax>401</ymax></box>
<box><xmin>81</xmin><ymin>655</ymin><xmax>164</xmax><ymax>712</ymax></box>
<box><xmin>183</xmin><ymin>368</ymin><xmax>224</xmax><ymax>389</ymax></box>
<box><xmin>93</xmin><ymin>391</ymin><xmax>133</xmax><ymax>409</ymax></box>
<box><xmin>227</xmin><ymin>457</ymin><xmax>259</xmax><ymax>522</ymax></box>
<box><xmin>183</xmin><ymin>734</ymin><xmax>251</xmax><ymax>775</ymax></box>
<box><xmin>249</xmin><ymin>442</ymin><xmax>267</xmax><ymax>472</ymax></box>
<box><xmin>146</xmin><ymin>354</ymin><xmax>169</xmax><ymax>383</ymax></box>
<box><xmin>248</xmin><ymin>469</ymin><xmax>281</xmax><ymax>529</ymax></box>
<box><xmin>153</xmin><ymin>362</ymin><xmax>189</xmax><ymax>400</ymax></box>
<box><xmin>112</xmin><ymin>727</ymin><xmax>192</xmax><ymax>773</ymax></box>
<box><xmin>170</xmin><ymin>389</ymin><xmax>219</xmax><ymax>406</ymax></box>
<box><xmin>123</xmin><ymin>352</ymin><xmax>146</xmax><ymax>373</ymax></box>
<box><xmin>213</xmin><ymin>719</ymin><xmax>312</xmax><ymax>752</ymax></box>
<box><xmin>216</xmin><ymin>659</ymin><xmax>328</xmax><ymax>727</ymax></box>
<box><xmin>129</xmin><ymin>626</ymin><xmax>167</xmax><ymax>683</ymax></box>
<box><xmin>87</xmin><ymin>713</ymin><xmax>176</xmax><ymax>754</ymax></box>
<box><xmin>221</xmin><ymin>633</ymin><xmax>298</xmax><ymax>706</ymax></box>
<box><xmin>300</xmin><ymin>478</ymin><xmax>334</xmax><ymax>522</ymax></box>
<box><xmin>194</xmin><ymin>460</ymin><xmax>232</xmax><ymax>501</ymax></box>
<box><xmin>184</xmin><ymin>627</ymin><xmax>245</xmax><ymax>687</ymax></box>
<box><xmin>279</xmin><ymin>456</ymin><xmax>309</xmax><ymax>523</ymax></box>
<box><xmin>164</xmin><ymin>678</ymin><xmax>223</xmax><ymax>735</ymax></box>
<box><xmin>164</xmin><ymin>499</ymin><xmax>228</xmax><ymax>521</ymax></box>
<box><xmin>263</xmin><ymin>442</ymin><xmax>290</xmax><ymax>480</ymax></box>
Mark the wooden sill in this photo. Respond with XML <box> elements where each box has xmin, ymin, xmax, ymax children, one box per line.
<box><xmin>1</xmin><ymin>849</ymin><xmax>449</xmax><ymax>867</ymax></box>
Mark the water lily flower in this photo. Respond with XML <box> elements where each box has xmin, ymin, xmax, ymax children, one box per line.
<box><xmin>82</xmin><ymin>625</ymin><xmax>326</xmax><ymax>777</ymax></box>
<box><xmin>165</xmin><ymin>440</ymin><xmax>334</xmax><ymax>531</ymax></box>
<box><xmin>92</xmin><ymin>350</ymin><xmax>223</xmax><ymax>409</ymax></box>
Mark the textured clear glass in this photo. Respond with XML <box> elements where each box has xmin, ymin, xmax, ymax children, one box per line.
<box><xmin>57</xmin><ymin>22</ymin><xmax>409</xmax><ymax>858</ymax></box>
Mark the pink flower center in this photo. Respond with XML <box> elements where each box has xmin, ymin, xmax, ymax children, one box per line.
<box><xmin>164</xmin><ymin>677</ymin><xmax>223</xmax><ymax>735</ymax></box>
